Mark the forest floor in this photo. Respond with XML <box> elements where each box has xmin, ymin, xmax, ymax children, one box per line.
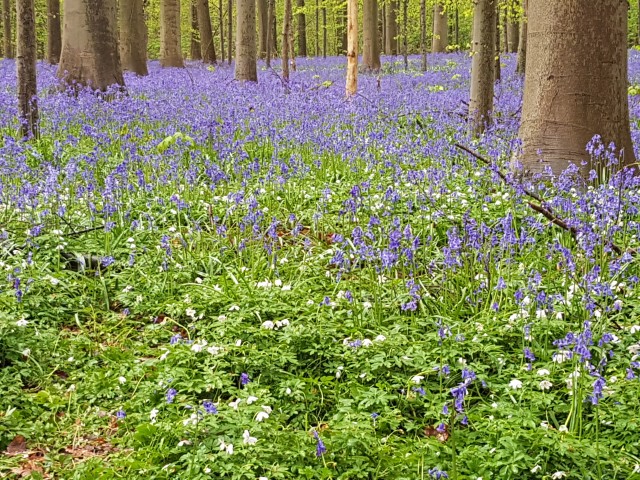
<box><xmin>2</xmin><ymin>53</ymin><xmax>640</xmax><ymax>479</ymax></box>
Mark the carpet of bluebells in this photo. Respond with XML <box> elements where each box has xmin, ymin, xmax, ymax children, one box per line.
<box><xmin>3</xmin><ymin>52</ymin><xmax>640</xmax><ymax>479</ymax></box>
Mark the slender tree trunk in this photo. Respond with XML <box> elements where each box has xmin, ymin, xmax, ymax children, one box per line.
<box><xmin>235</xmin><ymin>0</ymin><xmax>257</xmax><ymax>80</ymax></box>
<box><xmin>516</xmin><ymin>0</ymin><xmax>526</xmax><ymax>74</ymax></box>
<box><xmin>270</xmin><ymin>0</ymin><xmax>277</xmax><ymax>56</ymax></box>
<box><xmin>266</xmin><ymin>0</ymin><xmax>273</xmax><ymax>66</ymax></box>
<box><xmin>362</xmin><ymin>0</ymin><xmax>380</xmax><ymax>71</ymax></box>
<box><xmin>385</xmin><ymin>0</ymin><xmax>397</xmax><ymax>55</ymax></box>
<box><xmin>494</xmin><ymin>3</ymin><xmax>500</xmax><ymax>82</ymax></box>
<box><xmin>638</xmin><ymin>0</ymin><xmax>640</xmax><ymax>46</ymax></box>
<box><xmin>381</xmin><ymin>4</ymin><xmax>386</xmax><ymax>54</ymax></box>
<box><xmin>219</xmin><ymin>0</ymin><xmax>225</xmax><ymax>62</ymax></box>
<box><xmin>432</xmin><ymin>2</ymin><xmax>448</xmax><ymax>53</ymax></box>
<box><xmin>191</xmin><ymin>1</ymin><xmax>201</xmax><ymax>59</ymax></box>
<box><xmin>119</xmin><ymin>0</ymin><xmax>148</xmax><ymax>75</ymax></box>
<box><xmin>47</xmin><ymin>0</ymin><xmax>61</xmax><ymax>64</ymax></box>
<box><xmin>297</xmin><ymin>0</ymin><xmax>307</xmax><ymax>56</ymax></box>
<box><xmin>469</xmin><ymin>0</ymin><xmax>496</xmax><ymax>136</ymax></box>
<box><xmin>161</xmin><ymin>0</ymin><xmax>184</xmax><ymax>67</ymax></box>
<box><xmin>17</xmin><ymin>0</ymin><xmax>38</xmax><ymax>138</ymax></box>
<box><xmin>288</xmin><ymin>4</ymin><xmax>296</xmax><ymax>70</ymax></box>
<box><xmin>282</xmin><ymin>0</ymin><xmax>291</xmax><ymax>81</ymax></box>
<box><xmin>257</xmin><ymin>0</ymin><xmax>268</xmax><ymax>58</ymax></box>
<box><xmin>420</xmin><ymin>0</ymin><xmax>426</xmax><ymax>70</ymax></box>
<box><xmin>502</xmin><ymin>6</ymin><xmax>508</xmax><ymax>53</ymax></box>
<box><xmin>322</xmin><ymin>2</ymin><xmax>326</xmax><ymax>57</ymax></box>
<box><xmin>506</xmin><ymin>0</ymin><xmax>518</xmax><ymax>52</ymax></box>
<box><xmin>338</xmin><ymin>2</ymin><xmax>347</xmax><ymax>55</ymax></box>
<box><xmin>518</xmin><ymin>0</ymin><xmax>635</xmax><ymax>177</ymax></box>
<box><xmin>455</xmin><ymin>4</ymin><xmax>459</xmax><ymax>48</ymax></box>
<box><xmin>58</xmin><ymin>0</ymin><xmax>125</xmax><ymax>90</ymax></box>
<box><xmin>198</xmin><ymin>0</ymin><xmax>216</xmax><ymax>62</ymax></box>
<box><xmin>3</xmin><ymin>0</ymin><xmax>13</xmax><ymax>58</ymax></box>
<box><xmin>227</xmin><ymin>0</ymin><xmax>232</xmax><ymax>64</ymax></box>
<box><xmin>315</xmin><ymin>0</ymin><xmax>319</xmax><ymax>56</ymax></box>
<box><xmin>402</xmin><ymin>0</ymin><xmax>408</xmax><ymax>70</ymax></box>
<box><xmin>345</xmin><ymin>0</ymin><xmax>357</xmax><ymax>96</ymax></box>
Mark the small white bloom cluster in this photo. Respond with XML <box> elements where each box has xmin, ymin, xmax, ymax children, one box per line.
<box><xmin>261</xmin><ymin>319</ymin><xmax>290</xmax><ymax>330</ymax></box>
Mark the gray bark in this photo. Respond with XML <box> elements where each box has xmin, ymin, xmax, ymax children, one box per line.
<box><xmin>17</xmin><ymin>0</ymin><xmax>38</xmax><ymax>138</ymax></box>
<box><xmin>469</xmin><ymin>0</ymin><xmax>496</xmax><ymax>136</ymax></box>
<box><xmin>235</xmin><ymin>0</ymin><xmax>257</xmax><ymax>80</ymax></box>
<box><xmin>385</xmin><ymin>0</ymin><xmax>397</xmax><ymax>55</ymax></box>
<box><xmin>516</xmin><ymin>0</ymin><xmax>526</xmax><ymax>74</ymax></box>
<box><xmin>197</xmin><ymin>0</ymin><xmax>216</xmax><ymax>63</ymax></box>
<box><xmin>432</xmin><ymin>3</ymin><xmax>448</xmax><ymax>53</ymax></box>
<box><xmin>3</xmin><ymin>0</ymin><xmax>13</xmax><ymax>58</ymax></box>
<box><xmin>47</xmin><ymin>0</ymin><xmax>61</xmax><ymax>64</ymax></box>
<box><xmin>257</xmin><ymin>0</ymin><xmax>268</xmax><ymax>58</ymax></box>
<box><xmin>297</xmin><ymin>0</ymin><xmax>307</xmax><ymax>56</ymax></box>
<box><xmin>160</xmin><ymin>0</ymin><xmax>184</xmax><ymax>67</ymax></box>
<box><xmin>119</xmin><ymin>0</ymin><xmax>148</xmax><ymax>75</ymax></box>
<box><xmin>362</xmin><ymin>0</ymin><xmax>380</xmax><ymax>71</ymax></box>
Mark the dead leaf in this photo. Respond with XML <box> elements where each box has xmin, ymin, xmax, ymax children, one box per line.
<box><xmin>6</xmin><ymin>435</ymin><xmax>27</xmax><ymax>454</ymax></box>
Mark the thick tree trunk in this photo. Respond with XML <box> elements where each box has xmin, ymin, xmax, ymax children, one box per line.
<box><xmin>47</xmin><ymin>0</ymin><xmax>61</xmax><ymax>64</ymax></box>
<box><xmin>219</xmin><ymin>0</ymin><xmax>225</xmax><ymax>62</ymax></box>
<box><xmin>345</xmin><ymin>0</ymin><xmax>357</xmax><ymax>96</ymax></box>
<box><xmin>516</xmin><ymin>0</ymin><xmax>526</xmax><ymax>74</ymax></box>
<box><xmin>17</xmin><ymin>0</ymin><xmax>38</xmax><ymax>138</ymax></box>
<box><xmin>227</xmin><ymin>0</ymin><xmax>232</xmax><ymax>64</ymax></box>
<box><xmin>494</xmin><ymin>2</ymin><xmax>500</xmax><ymax>82</ymax></box>
<box><xmin>119</xmin><ymin>0</ymin><xmax>148</xmax><ymax>75</ymax></box>
<box><xmin>469</xmin><ymin>0</ymin><xmax>496</xmax><ymax>136</ymax></box>
<box><xmin>191</xmin><ymin>1</ymin><xmax>201</xmax><ymax>60</ymax></box>
<box><xmin>385</xmin><ymin>0</ymin><xmax>397</xmax><ymax>55</ymax></box>
<box><xmin>517</xmin><ymin>0</ymin><xmax>636</xmax><ymax>177</ymax></box>
<box><xmin>282</xmin><ymin>0</ymin><xmax>291</xmax><ymax>81</ymax></box>
<box><xmin>297</xmin><ymin>0</ymin><xmax>307</xmax><ymax>56</ymax></box>
<box><xmin>160</xmin><ymin>0</ymin><xmax>184</xmax><ymax>67</ymax></box>
<box><xmin>58</xmin><ymin>0</ymin><xmax>125</xmax><ymax>90</ymax></box>
<box><xmin>257</xmin><ymin>0</ymin><xmax>268</xmax><ymax>59</ymax></box>
<box><xmin>362</xmin><ymin>0</ymin><xmax>380</xmax><ymax>71</ymax></box>
<box><xmin>266</xmin><ymin>0</ymin><xmax>273</xmax><ymax>66</ymax></box>
<box><xmin>432</xmin><ymin>3</ymin><xmax>448</xmax><ymax>53</ymax></box>
<box><xmin>3</xmin><ymin>0</ymin><xmax>13</xmax><ymax>58</ymax></box>
<box><xmin>420</xmin><ymin>0</ymin><xmax>426</xmax><ymax>70</ymax></box>
<box><xmin>198</xmin><ymin>0</ymin><xmax>216</xmax><ymax>63</ymax></box>
<box><xmin>235</xmin><ymin>0</ymin><xmax>257</xmax><ymax>80</ymax></box>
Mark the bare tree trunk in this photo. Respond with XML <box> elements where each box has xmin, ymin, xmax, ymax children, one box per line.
<box><xmin>120</xmin><ymin>0</ymin><xmax>148</xmax><ymax>75</ymax></box>
<box><xmin>257</xmin><ymin>0</ymin><xmax>268</xmax><ymax>59</ymax></box>
<box><xmin>270</xmin><ymin>0</ymin><xmax>277</xmax><ymax>56</ymax></box>
<box><xmin>502</xmin><ymin>6</ymin><xmax>508</xmax><ymax>53</ymax></box>
<box><xmin>432</xmin><ymin>2</ymin><xmax>447</xmax><ymax>53</ymax></box>
<box><xmin>420</xmin><ymin>0</ymin><xmax>426</xmax><ymax>70</ymax></box>
<box><xmin>191</xmin><ymin>1</ymin><xmax>201</xmax><ymax>59</ymax></box>
<box><xmin>17</xmin><ymin>0</ymin><xmax>38</xmax><ymax>138</ymax></box>
<box><xmin>322</xmin><ymin>2</ymin><xmax>326</xmax><ymax>57</ymax></box>
<box><xmin>3</xmin><ymin>0</ymin><xmax>13</xmax><ymax>58</ymax></box>
<box><xmin>494</xmin><ymin>2</ymin><xmax>500</xmax><ymax>82</ymax></box>
<box><xmin>518</xmin><ymin>0</ymin><xmax>635</xmax><ymax>177</ymax></box>
<box><xmin>506</xmin><ymin>0</ymin><xmax>518</xmax><ymax>52</ymax></box>
<box><xmin>282</xmin><ymin>0</ymin><xmax>291</xmax><ymax>80</ymax></box>
<box><xmin>315</xmin><ymin>0</ymin><xmax>319</xmax><ymax>56</ymax></box>
<box><xmin>338</xmin><ymin>2</ymin><xmax>347</xmax><ymax>55</ymax></box>
<box><xmin>198</xmin><ymin>0</ymin><xmax>216</xmax><ymax>63</ymax></box>
<box><xmin>266</xmin><ymin>0</ymin><xmax>273</xmax><ymax>66</ymax></box>
<box><xmin>227</xmin><ymin>0</ymin><xmax>232</xmax><ymax>64</ymax></box>
<box><xmin>345</xmin><ymin>0</ymin><xmax>357</xmax><ymax>96</ymax></box>
<box><xmin>385</xmin><ymin>0</ymin><xmax>397</xmax><ymax>55</ymax></box>
<box><xmin>161</xmin><ymin>0</ymin><xmax>184</xmax><ymax>67</ymax></box>
<box><xmin>235</xmin><ymin>0</ymin><xmax>257</xmax><ymax>80</ymax></box>
<box><xmin>219</xmin><ymin>0</ymin><xmax>225</xmax><ymax>61</ymax></box>
<box><xmin>402</xmin><ymin>0</ymin><xmax>407</xmax><ymax>70</ymax></box>
<box><xmin>362</xmin><ymin>0</ymin><xmax>380</xmax><ymax>71</ymax></box>
<box><xmin>516</xmin><ymin>0</ymin><xmax>526</xmax><ymax>74</ymax></box>
<box><xmin>47</xmin><ymin>0</ymin><xmax>61</xmax><ymax>64</ymax></box>
<box><xmin>381</xmin><ymin>4</ymin><xmax>386</xmax><ymax>54</ymax></box>
<box><xmin>454</xmin><ymin>4</ymin><xmax>459</xmax><ymax>48</ymax></box>
<box><xmin>287</xmin><ymin>3</ymin><xmax>296</xmax><ymax>70</ymax></box>
<box><xmin>58</xmin><ymin>0</ymin><xmax>125</xmax><ymax>90</ymax></box>
<box><xmin>297</xmin><ymin>0</ymin><xmax>307</xmax><ymax>56</ymax></box>
<box><xmin>469</xmin><ymin>0</ymin><xmax>496</xmax><ymax>136</ymax></box>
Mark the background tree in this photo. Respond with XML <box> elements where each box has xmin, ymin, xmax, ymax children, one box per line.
<box><xmin>17</xmin><ymin>0</ymin><xmax>38</xmax><ymax>138</ymax></box>
<box><xmin>197</xmin><ymin>0</ymin><xmax>216</xmax><ymax>62</ymax></box>
<box><xmin>282</xmin><ymin>0</ymin><xmax>292</xmax><ymax>80</ymax></box>
<box><xmin>420</xmin><ymin>0</ymin><xmax>426</xmax><ymax>70</ymax></box>
<box><xmin>362</xmin><ymin>0</ymin><xmax>380</xmax><ymax>71</ymax></box>
<box><xmin>385</xmin><ymin>0</ymin><xmax>397</xmax><ymax>55</ymax></box>
<box><xmin>46</xmin><ymin>0</ymin><xmax>61</xmax><ymax>63</ymax></box>
<box><xmin>469</xmin><ymin>0</ymin><xmax>496</xmax><ymax>136</ymax></box>
<box><xmin>297</xmin><ymin>0</ymin><xmax>307</xmax><ymax>56</ymax></box>
<box><xmin>517</xmin><ymin>0</ymin><xmax>636</xmax><ymax>176</ymax></box>
<box><xmin>119</xmin><ymin>0</ymin><xmax>149</xmax><ymax>75</ymax></box>
<box><xmin>227</xmin><ymin>0</ymin><xmax>232</xmax><ymax>64</ymax></box>
<box><xmin>3</xmin><ymin>0</ymin><xmax>13</xmax><ymax>58</ymax></box>
<box><xmin>160</xmin><ymin>0</ymin><xmax>184</xmax><ymax>67</ymax></box>
<box><xmin>432</xmin><ymin>2</ymin><xmax>447</xmax><ymax>53</ymax></box>
<box><xmin>345</xmin><ymin>0</ymin><xmax>357</xmax><ymax>96</ymax></box>
<box><xmin>258</xmin><ymin>0</ymin><xmax>268</xmax><ymax>58</ymax></box>
<box><xmin>58</xmin><ymin>0</ymin><xmax>124</xmax><ymax>91</ymax></box>
<box><xmin>516</xmin><ymin>0</ymin><xmax>526</xmax><ymax>74</ymax></box>
<box><xmin>190</xmin><ymin>0</ymin><xmax>201</xmax><ymax>60</ymax></box>
<box><xmin>506</xmin><ymin>0</ymin><xmax>518</xmax><ymax>52</ymax></box>
<box><xmin>235</xmin><ymin>0</ymin><xmax>257</xmax><ymax>80</ymax></box>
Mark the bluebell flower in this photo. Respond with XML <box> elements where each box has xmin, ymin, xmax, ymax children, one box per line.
<box><xmin>240</xmin><ymin>373</ymin><xmax>250</xmax><ymax>386</ymax></box>
<box><xmin>166</xmin><ymin>388</ymin><xmax>177</xmax><ymax>403</ymax></box>
<box><xmin>203</xmin><ymin>401</ymin><xmax>218</xmax><ymax>414</ymax></box>
<box><xmin>116</xmin><ymin>409</ymin><xmax>126</xmax><ymax>419</ymax></box>
<box><xmin>313</xmin><ymin>431</ymin><xmax>326</xmax><ymax>457</ymax></box>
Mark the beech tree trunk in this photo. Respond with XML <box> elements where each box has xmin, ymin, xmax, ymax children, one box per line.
<box><xmin>160</xmin><ymin>0</ymin><xmax>184</xmax><ymax>67</ymax></box>
<box><xmin>338</xmin><ymin>3</ymin><xmax>347</xmax><ymax>55</ymax></box>
<box><xmin>270</xmin><ymin>0</ymin><xmax>277</xmax><ymax>56</ymax></box>
<box><xmin>219</xmin><ymin>0</ymin><xmax>225</xmax><ymax>62</ymax></box>
<box><xmin>191</xmin><ymin>1</ymin><xmax>201</xmax><ymax>60</ymax></box>
<box><xmin>516</xmin><ymin>0</ymin><xmax>526</xmax><ymax>74</ymax></box>
<box><xmin>3</xmin><ymin>0</ymin><xmax>13</xmax><ymax>58</ymax></box>
<box><xmin>47</xmin><ymin>0</ymin><xmax>61</xmax><ymax>64</ymax></box>
<box><xmin>235</xmin><ymin>0</ymin><xmax>257</xmax><ymax>81</ymax></box>
<box><xmin>420</xmin><ymin>0</ymin><xmax>426</xmax><ymax>70</ymax></box>
<box><xmin>58</xmin><ymin>0</ymin><xmax>125</xmax><ymax>91</ymax></box>
<box><xmin>266</xmin><ymin>0</ymin><xmax>273</xmax><ymax>67</ymax></box>
<box><xmin>385</xmin><ymin>0</ymin><xmax>397</xmax><ymax>55</ymax></box>
<box><xmin>494</xmin><ymin>2</ymin><xmax>500</xmax><ymax>82</ymax></box>
<box><xmin>322</xmin><ymin>2</ymin><xmax>326</xmax><ymax>57</ymax></box>
<box><xmin>432</xmin><ymin>3</ymin><xmax>448</xmax><ymax>53</ymax></box>
<box><xmin>362</xmin><ymin>0</ymin><xmax>380</xmax><ymax>71</ymax></box>
<box><xmin>17</xmin><ymin>0</ymin><xmax>38</xmax><ymax>138</ymax></box>
<box><xmin>227</xmin><ymin>0</ymin><xmax>232</xmax><ymax>64</ymax></box>
<box><xmin>282</xmin><ymin>0</ymin><xmax>291</xmax><ymax>81</ymax></box>
<box><xmin>469</xmin><ymin>0</ymin><xmax>496</xmax><ymax>136</ymax></box>
<box><xmin>297</xmin><ymin>0</ymin><xmax>307</xmax><ymax>56</ymax></box>
<box><xmin>402</xmin><ymin>0</ymin><xmax>407</xmax><ymax>70</ymax></box>
<box><xmin>517</xmin><ymin>0</ymin><xmax>636</xmax><ymax>177</ymax></box>
<box><xmin>198</xmin><ymin>0</ymin><xmax>216</xmax><ymax>63</ymax></box>
<box><xmin>257</xmin><ymin>0</ymin><xmax>268</xmax><ymax>59</ymax></box>
<box><xmin>119</xmin><ymin>0</ymin><xmax>148</xmax><ymax>75</ymax></box>
<box><xmin>506</xmin><ymin>0</ymin><xmax>518</xmax><ymax>53</ymax></box>
<box><xmin>345</xmin><ymin>0</ymin><xmax>357</xmax><ymax>96</ymax></box>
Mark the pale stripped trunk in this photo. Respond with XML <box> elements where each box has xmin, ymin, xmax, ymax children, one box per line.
<box><xmin>160</xmin><ymin>0</ymin><xmax>184</xmax><ymax>67</ymax></box>
<box><xmin>345</xmin><ymin>0</ymin><xmax>357</xmax><ymax>97</ymax></box>
<box><xmin>235</xmin><ymin>0</ymin><xmax>257</xmax><ymax>81</ymax></box>
<box><xmin>469</xmin><ymin>0</ymin><xmax>496</xmax><ymax>136</ymax></box>
<box><xmin>17</xmin><ymin>0</ymin><xmax>38</xmax><ymax>138</ymax></box>
<box><xmin>47</xmin><ymin>0</ymin><xmax>61</xmax><ymax>64</ymax></box>
<box><xmin>432</xmin><ymin>3</ymin><xmax>448</xmax><ymax>53</ymax></box>
<box><xmin>119</xmin><ymin>0</ymin><xmax>148</xmax><ymax>75</ymax></box>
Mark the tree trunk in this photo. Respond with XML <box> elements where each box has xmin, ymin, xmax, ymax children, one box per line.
<box><xmin>270</xmin><ymin>0</ymin><xmax>277</xmax><ymax>56</ymax></box>
<box><xmin>322</xmin><ymin>2</ymin><xmax>326</xmax><ymax>57</ymax></box>
<box><xmin>47</xmin><ymin>0</ymin><xmax>61</xmax><ymax>64</ymax></box>
<box><xmin>266</xmin><ymin>0</ymin><xmax>273</xmax><ymax>66</ymax></box>
<box><xmin>3</xmin><ymin>0</ymin><xmax>13</xmax><ymax>58</ymax></box>
<box><xmin>381</xmin><ymin>4</ymin><xmax>386</xmax><ymax>54</ymax></box>
<box><xmin>191</xmin><ymin>1</ymin><xmax>201</xmax><ymax>60</ymax></box>
<box><xmin>345</xmin><ymin>0</ymin><xmax>357</xmax><ymax>96</ymax></box>
<box><xmin>297</xmin><ymin>0</ymin><xmax>307</xmax><ymax>56</ymax></box>
<box><xmin>315</xmin><ymin>0</ymin><xmax>319</xmax><ymax>56</ymax></box>
<box><xmin>454</xmin><ymin>5</ymin><xmax>459</xmax><ymax>48</ymax></box>
<box><xmin>257</xmin><ymin>0</ymin><xmax>268</xmax><ymax>59</ymax></box>
<box><xmin>385</xmin><ymin>0</ymin><xmax>397</xmax><ymax>55</ymax></box>
<box><xmin>516</xmin><ymin>0</ymin><xmax>526</xmax><ymax>74</ymax></box>
<box><xmin>506</xmin><ymin>0</ymin><xmax>518</xmax><ymax>52</ymax></box>
<box><xmin>160</xmin><ymin>0</ymin><xmax>184</xmax><ymax>67</ymax></box>
<box><xmin>420</xmin><ymin>0</ymin><xmax>426</xmax><ymax>70</ymax></box>
<box><xmin>402</xmin><ymin>0</ymin><xmax>407</xmax><ymax>70</ymax></box>
<box><xmin>17</xmin><ymin>0</ymin><xmax>38</xmax><ymax>138</ymax></box>
<box><xmin>469</xmin><ymin>0</ymin><xmax>496</xmax><ymax>136</ymax></box>
<box><xmin>362</xmin><ymin>0</ymin><xmax>380</xmax><ymax>71</ymax></box>
<box><xmin>198</xmin><ymin>0</ymin><xmax>216</xmax><ymax>63</ymax></box>
<box><xmin>219</xmin><ymin>0</ymin><xmax>225</xmax><ymax>62</ymax></box>
<box><xmin>119</xmin><ymin>0</ymin><xmax>148</xmax><ymax>75</ymax></box>
<box><xmin>235</xmin><ymin>0</ymin><xmax>257</xmax><ymax>80</ymax></box>
<box><xmin>494</xmin><ymin>2</ymin><xmax>500</xmax><ymax>82</ymax></box>
<box><xmin>58</xmin><ymin>0</ymin><xmax>125</xmax><ymax>91</ymax></box>
<box><xmin>517</xmin><ymin>0</ymin><xmax>636</xmax><ymax>177</ymax></box>
<box><xmin>338</xmin><ymin>2</ymin><xmax>347</xmax><ymax>55</ymax></box>
<box><xmin>228</xmin><ymin>0</ymin><xmax>232</xmax><ymax>64</ymax></box>
<box><xmin>502</xmin><ymin>6</ymin><xmax>508</xmax><ymax>53</ymax></box>
<box><xmin>282</xmin><ymin>0</ymin><xmax>291</xmax><ymax>81</ymax></box>
<box><xmin>432</xmin><ymin>2</ymin><xmax>447</xmax><ymax>53</ymax></box>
